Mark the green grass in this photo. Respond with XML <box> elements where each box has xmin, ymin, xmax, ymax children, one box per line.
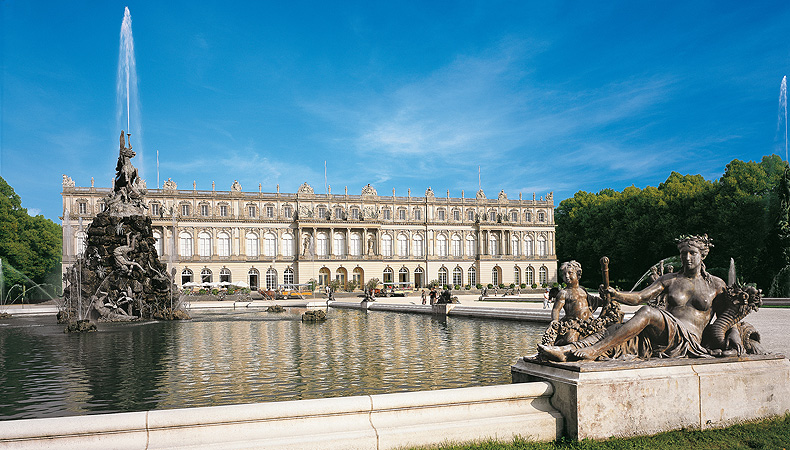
<box><xmin>406</xmin><ymin>414</ymin><xmax>790</xmax><ymax>450</ymax></box>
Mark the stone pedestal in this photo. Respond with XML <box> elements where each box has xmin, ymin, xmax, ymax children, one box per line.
<box><xmin>432</xmin><ymin>304</ymin><xmax>455</xmax><ymax>315</ymax></box>
<box><xmin>512</xmin><ymin>354</ymin><xmax>790</xmax><ymax>440</ymax></box>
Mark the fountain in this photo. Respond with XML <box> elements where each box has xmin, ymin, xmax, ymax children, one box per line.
<box><xmin>780</xmin><ymin>76</ymin><xmax>787</xmax><ymax>161</ymax></box>
<box><xmin>116</xmin><ymin>7</ymin><xmax>143</xmax><ymax>175</ymax></box>
<box><xmin>60</xmin><ymin>131</ymin><xmax>187</xmax><ymax>331</ymax></box>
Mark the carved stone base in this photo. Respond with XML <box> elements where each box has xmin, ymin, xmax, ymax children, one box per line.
<box><xmin>512</xmin><ymin>354</ymin><xmax>790</xmax><ymax>440</ymax></box>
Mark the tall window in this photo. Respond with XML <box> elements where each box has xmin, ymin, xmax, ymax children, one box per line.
<box><xmin>200</xmin><ymin>204</ymin><xmax>209</xmax><ymax>216</ymax></box>
<box><xmin>539</xmin><ymin>266</ymin><xmax>548</xmax><ymax>285</ymax></box>
<box><xmin>436</xmin><ymin>235</ymin><xmax>448</xmax><ymax>257</ymax></box>
<box><xmin>489</xmin><ymin>210</ymin><xmax>496</xmax><ymax>222</ymax></box>
<box><xmin>317</xmin><ymin>206</ymin><xmax>327</xmax><ymax>219</ymax></box>
<box><xmin>198</xmin><ymin>232</ymin><xmax>211</xmax><ymax>257</ymax></box>
<box><xmin>524</xmin><ymin>236</ymin><xmax>533</xmax><ymax>257</ymax></box>
<box><xmin>217</xmin><ymin>232</ymin><xmax>230</xmax><ymax>257</ymax></box>
<box><xmin>452</xmin><ymin>267</ymin><xmax>463</xmax><ymax>286</ymax></box>
<box><xmin>201</xmin><ymin>268</ymin><xmax>212</xmax><ymax>283</ymax></box>
<box><xmin>248</xmin><ymin>268</ymin><xmax>259</xmax><ymax>290</ymax></box>
<box><xmin>398</xmin><ymin>208</ymin><xmax>406</xmax><ymax>220</ymax></box>
<box><xmin>220</xmin><ymin>268</ymin><xmax>231</xmax><ymax>283</ymax></box>
<box><xmin>264</xmin><ymin>232</ymin><xmax>277</xmax><ymax>257</ymax></box>
<box><xmin>382</xmin><ymin>208</ymin><xmax>391</xmax><ymax>220</ymax></box>
<box><xmin>538</xmin><ymin>211</ymin><xmax>546</xmax><ymax>222</ymax></box>
<box><xmin>181</xmin><ymin>204</ymin><xmax>190</xmax><ymax>216</ymax></box>
<box><xmin>466</xmin><ymin>235</ymin><xmax>476</xmax><ymax>257</ymax></box>
<box><xmin>525</xmin><ymin>211</ymin><xmax>532</xmax><ymax>222</ymax></box>
<box><xmin>246</xmin><ymin>232</ymin><xmax>259</xmax><ymax>257</ymax></box>
<box><xmin>514</xmin><ymin>267</ymin><xmax>521</xmax><ymax>285</ymax></box>
<box><xmin>510</xmin><ymin>211</ymin><xmax>518</xmax><ymax>222</ymax></box>
<box><xmin>100</xmin><ymin>202</ymin><xmax>107</xmax><ymax>212</ymax></box>
<box><xmin>219</xmin><ymin>205</ymin><xmax>228</xmax><ymax>217</ymax></box>
<box><xmin>397</xmin><ymin>234</ymin><xmax>409</xmax><ymax>257</ymax></box>
<box><xmin>412</xmin><ymin>235</ymin><xmax>423</xmax><ymax>257</ymax></box>
<box><xmin>413</xmin><ymin>208</ymin><xmax>422</xmax><ymax>221</ymax></box>
<box><xmin>316</xmin><ymin>232</ymin><xmax>328</xmax><ymax>256</ymax></box>
<box><xmin>334</xmin><ymin>207</ymin><xmax>343</xmax><ymax>219</ymax></box>
<box><xmin>467</xmin><ymin>209</ymin><xmax>474</xmax><ymax>221</ymax></box>
<box><xmin>181</xmin><ymin>268</ymin><xmax>193</xmax><ymax>285</ymax></box>
<box><xmin>78</xmin><ymin>202</ymin><xmax>87</xmax><ymax>214</ymax></box>
<box><xmin>179</xmin><ymin>232</ymin><xmax>193</xmax><ymax>257</ymax></box>
<box><xmin>438</xmin><ymin>267</ymin><xmax>448</xmax><ymax>286</ymax></box>
<box><xmin>248</xmin><ymin>206</ymin><xmax>257</xmax><ymax>218</ymax></box>
<box><xmin>333</xmin><ymin>232</ymin><xmax>346</xmax><ymax>256</ymax></box>
<box><xmin>282</xmin><ymin>233</ymin><xmax>294</xmax><ymax>257</ymax></box>
<box><xmin>153</xmin><ymin>230</ymin><xmax>163</xmax><ymax>256</ymax></box>
<box><xmin>150</xmin><ymin>203</ymin><xmax>160</xmax><ymax>216</ymax></box>
<box><xmin>537</xmin><ymin>235</ymin><xmax>547</xmax><ymax>256</ymax></box>
<box><xmin>399</xmin><ymin>267</ymin><xmax>409</xmax><ymax>283</ymax></box>
<box><xmin>381</xmin><ymin>234</ymin><xmax>392</xmax><ymax>257</ymax></box>
<box><xmin>284</xmin><ymin>268</ymin><xmax>294</xmax><ymax>285</ymax></box>
<box><xmin>511</xmin><ymin>236</ymin><xmax>519</xmax><ymax>257</ymax></box>
<box><xmin>526</xmin><ymin>266</ymin><xmax>535</xmax><ymax>286</ymax></box>
<box><xmin>383</xmin><ymin>267</ymin><xmax>393</xmax><ymax>283</ymax></box>
<box><xmin>492</xmin><ymin>267</ymin><xmax>499</xmax><ymax>286</ymax></box>
<box><xmin>451</xmin><ymin>235</ymin><xmax>462</xmax><ymax>257</ymax></box>
<box><xmin>453</xmin><ymin>209</ymin><xmax>460</xmax><ymax>221</ymax></box>
<box><xmin>467</xmin><ymin>267</ymin><xmax>477</xmax><ymax>286</ymax></box>
<box><xmin>437</xmin><ymin>209</ymin><xmax>446</xmax><ymax>221</ymax></box>
<box><xmin>266</xmin><ymin>268</ymin><xmax>277</xmax><ymax>290</ymax></box>
<box><xmin>351</xmin><ymin>208</ymin><xmax>359</xmax><ymax>220</ymax></box>
<box><xmin>284</xmin><ymin>205</ymin><xmax>293</xmax><ymax>218</ymax></box>
<box><xmin>266</xmin><ymin>205</ymin><xmax>274</xmax><ymax>218</ymax></box>
<box><xmin>489</xmin><ymin>235</ymin><xmax>499</xmax><ymax>256</ymax></box>
<box><xmin>75</xmin><ymin>231</ymin><xmax>87</xmax><ymax>255</ymax></box>
<box><xmin>350</xmin><ymin>233</ymin><xmax>361</xmax><ymax>256</ymax></box>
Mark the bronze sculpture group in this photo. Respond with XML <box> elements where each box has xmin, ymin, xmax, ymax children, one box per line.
<box><xmin>538</xmin><ymin>234</ymin><xmax>763</xmax><ymax>362</ymax></box>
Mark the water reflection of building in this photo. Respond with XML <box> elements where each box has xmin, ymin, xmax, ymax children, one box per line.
<box><xmin>61</xmin><ymin>179</ymin><xmax>557</xmax><ymax>289</ymax></box>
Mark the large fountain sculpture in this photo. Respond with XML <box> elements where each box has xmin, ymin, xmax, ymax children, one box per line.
<box><xmin>61</xmin><ymin>132</ymin><xmax>186</xmax><ymax>330</ymax></box>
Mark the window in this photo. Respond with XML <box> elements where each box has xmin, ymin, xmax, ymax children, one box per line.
<box><xmin>200</xmin><ymin>204</ymin><xmax>209</xmax><ymax>216</ymax></box>
<box><xmin>217</xmin><ymin>232</ymin><xmax>230</xmax><ymax>257</ymax></box>
<box><xmin>524</xmin><ymin>236</ymin><xmax>533</xmax><ymax>256</ymax></box>
<box><xmin>539</xmin><ymin>266</ymin><xmax>548</xmax><ymax>285</ymax></box>
<box><xmin>398</xmin><ymin>208</ymin><xmax>406</xmax><ymax>220</ymax></box>
<box><xmin>153</xmin><ymin>230</ymin><xmax>163</xmax><ymax>256</ymax></box>
<box><xmin>99</xmin><ymin>202</ymin><xmax>107</xmax><ymax>212</ymax></box>
<box><xmin>437</xmin><ymin>209</ymin><xmax>446</xmax><ymax>221</ymax></box>
<box><xmin>181</xmin><ymin>268</ymin><xmax>193</xmax><ymax>285</ymax></box>
<box><xmin>266</xmin><ymin>205</ymin><xmax>274</xmax><ymax>218</ymax></box>
<box><xmin>334</xmin><ymin>207</ymin><xmax>343</xmax><ymax>219</ymax></box>
<box><xmin>489</xmin><ymin>235</ymin><xmax>499</xmax><ymax>256</ymax></box>
<box><xmin>150</xmin><ymin>203</ymin><xmax>160</xmax><ymax>216</ymax></box>
<box><xmin>179</xmin><ymin>232</ymin><xmax>193</xmax><ymax>257</ymax></box>
<box><xmin>453</xmin><ymin>209</ymin><xmax>460</xmax><ymax>221</ymax></box>
<box><xmin>201</xmin><ymin>268</ymin><xmax>212</xmax><ymax>283</ymax></box>
<box><xmin>198</xmin><ymin>232</ymin><xmax>212</xmax><ymax>257</ymax></box>
<box><xmin>467</xmin><ymin>267</ymin><xmax>477</xmax><ymax>286</ymax></box>
<box><xmin>452</xmin><ymin>267</ymin><xmax>463</xmax><ymax>286</ymax></box>
<box><xmin>246</xmin><ymin>233</ymin><xmax>259</xmax><ymax>257</ymax></box>
<box><xmin>397</xmin><ymin>234</ymin><xmax>408</xmax><ymax>257</ymax></box>
<box><xmin>525</xmin><ymin>211</ymin><xmax>532</xmax><ymax>222</ymax></box>
<box><xmin>316</xmin><ymin>232</ymin><xmax>328</xmax><ymax>256</ymax></box>
<box><xmin>467</xmin><ymin>209</ymin><xmax>474</xmax><ymax>221</ymax></box>
<box><xmin>466</xmin><ymin>235</ymin><xmax>476</xmax><ymax>257</ymax></box>
<box><xmin>284</xmin><ymin>205</ymin><xmax>293</xmax><ymax>218</ymax></box>
<box><xmin>510</xmin><ymin>211</ymin><xmax>518</xmax><ymax>222</ymax></box>
<box><xmin>264</xmin><ymin>232</ymin><xmax>277</xmax><ymax>257</ymax></box>
<box><xmin>414</xmin><ymin>267</ymin><xmax>424</xmax><ymax>288</ymax></box>
<box><xmin>537</xmin><ymin>235</ymin><xmax>547</xmax><ymax>256</ymax></box>
<box><xmin>414</xmin><ymin>208</ymin><xmax>422</xmax><ymax>221</ymax></box>
<box><xmin>381</xmin><ymin>234</ymin><xmax>392</xmax><ymax>257</ymax></box>
<box><xmin>266</xmin><ymin>268</ymin><xmax>277</xmax><ymax>290</ymax></box>
<box><xmin>436</xmin><ymin>234</ymin><xmax>448</xmax><ymax>257</ymax></box>
<box><xmin>489</xmin><ymin>210</ymin><xmax>496</xmax><ymax>222</ymax></box>
<box><xmin>526</xmin><ymin>267</ymin><xmax>535</xmax><ymax>286</ymax></box>
<box><xmin>451</xmin><ymin>234</ymin><xmax>462</xmax><ymax>257</ymax></box>
<box><xmin>351</xmin><ymin>208</ymin><xmax>360</xmax><ymax>220</ymax></box>
<box><xmin>383</xmin><ymin>267</ymin><xmax>393</xmax><ymax>283</ymax></box>
<box><xmin>350</xmin><ymin>233</ymin><xmax>361</xmax><ymax>256</ymax></box>
<box><xmin>317</xmin><ymin>206</ymin><xmax>327</xmax><ymax>219</ymax></box>
<box><xmin>75</xmin><ymin>231</ymin><xmax>87</xmax><ymax>255</ymax></box>
<box><xmin>284</xmin><ymin>268</ymin><xmax>294</xmax><ymax>285</ymax></box>
<box><xmin>181</xmin><ymin>204</ymin><xmax>190</xmax><ymax>216</ymax></box>
<box><xmin>514</xmin><ymin>267</ymin><xmax>521</xmax><ymax>285</ymax></box>
<box><xmin>399</xmin><ymin>267</ymin><xmax>409</xmax><ymax>283</ymax></box>
<box><xmin>492</xmin><ymin>267</ymin><xmax>499</xmax><ymax>286</ymax></box>
<box><xmin>220</xmin><ymin>268</ymin><xmax>231</xmax><ymax>283</ymax></box>
<box><xmin>78</xmin><ymin>202</ymin><xmax>87</xmax><ymax>214</ymax></box>
<box><xmin>412</xmin><ymin>235</ymin><xmax>423</xmax><ymax>257</ymax></box>
<box><xmin>219</xmin><ymin>205</ymin><xmax>228</xmax><ymax>217</ymax></box>
<box><xmin>318</xmin><ymin>268</ymin><xmax>330</xmax><ymax>286</ymax></box>
<box><xmin>538</xmin><ymin>211</ymin><xmax>546</xmax><ymax>222</ymax></box>
<box><xmin>382</xmin><ymin>208</ymin><xmax>391</xmax><ymax>220</ymax></box>
<box><xmin>248</xmin><ymin>268</ymin><xmax>259</xmax><ymax>290</ymax></box>
<box><xmin>511</xmin><ymin>236</ymin><xmax>519</xmax><ymax>257</ymax></box>
<box><xmin>249</xmin><ymin>206</ymin><xmax>257</xmax><ymax>218</ymax></box>
<box><xmin>333</xmin><ymin>232</ymin><xmax>346</xmax><ymax>256</ymax></box>
<box><xmin>353</xmin><ymin>268</ymin><xmax>363</xmax><ymax>286</ymax></box>
<box><xmin>438</xmin><ymin>267</ymin><xmax>448</xmax><ymax>286</ymax></box>
<box><xmin>282</xmin><ymin>233</ymin><xmax>294</xmax><ymax>257</ymax></box>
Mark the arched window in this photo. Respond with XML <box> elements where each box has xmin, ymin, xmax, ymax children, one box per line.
<box><xmin>525</xmin><ymin>266</ymin><xmax>535</xmax><ymax>286</ymax></box>
<box><xmin>383</xmin><ymin>267</ymin><xmax>394</xmax><ymax>283</ymax></box>
<box><xmin>397</xmin><ymin>234</ymin><xmax>409</xmax><ymax>257</ymax></box>
<box><xmin>284</xmin><ymin>267</ymin><xmax>294</xmax><ymax>284</ymax></box>
<box><xmin>248</xmin><ymin>268</ymin><xmax>259</xmax><ymax>290</ymax></box>
<box><xmin>524</xmin><ymin>236</ymin><xmax>533</xmax><ymax>257</ymax></box>
<box><xmin>152</xmin><ymin>230</ymin><xmax>163</xmax><ymax>256</ymax></box>
<box><xmin>452</xmin><ymin>267</ymin><xmax>463</xmax><ymax>286</ymax></box>
<box><xmin>414</xmin><ymin>266</ymin><xmax>424</xmax><ymax>288</ymax></box>
<box><xmin>514</xmin><ymin>266</ymin><xmax>521</xmax><ymax>285</ymax></box>
<box><xmin>436</xmin><ymin>234</ymin><xmax>448</xmax><ymax>257</ymax></box>
<box><xmin>489</xmin><ymin>234</ymin><xmax>499</xmax><ymax>256</ymax></box>
<box><xmin>466</xmin><ymin>235</ymin><xmax>476</xmax><ymax>257</ymax></box>
<box><xmin>539</xmin><ymin>266</ymin><xmax>548</xmax><ymax>285</ymax></box>
<box><xmin>282</xmin><ymin>233</ymin><xmax>294</xmax><ymax>257</ymax></box>
<box><xmin>350</xmin><ymin>232</ymin><xmax>362</xmax><ymax>256</ymax></box>
<box><xmin>451</xmin><ymin>234</ymin><xmax>462</xmax><ymax>257</ymax></box>
<box><xmin>511</xmin><ymin>235</ymin><xmax>519</xmax><ymax>257</ymax></box>
<box><xmin>179</xmin><ymin>232</ymin><xmax>193</xmax><ymax>257</ymax></box>
<box><xmin>263</xmin><ymin>232</ymin><xmax>277</xmax><ymax>257</ymax></box>
<box><xmin>438</xmin><ymin>267</ymin><xmax>448</xmax><ymax>286</ymax></box>
<box><xmin>467</xmin><ymin>267</ymin><xmax>477</xmax><ymax>286</ymax></box>
<box><xmin>333</xmin><ymin>232</ymin><xmax>346</xmax><ymax>256</ymax></box>
<box><xmin>201</xmin><ymin>268</ymin><xmax>212</xmax><ymax>283</ymax></box>
<box><xmin>75</xmin><ymin>231</ymin><xmax>87</xmax><ymax>255</ymax></box>
<box><xmin>412</xmin><ymin>234</ymin><xmax>423</xmax><ymax>257</ymax></box>
<box><xmin>246</xmin><ymin>232</ymin><xmax>259</xmax><ymax>258</ymax></box>
<box><xmin>353</xmin><ymin>267</ymin><xmax>363</xmax><ymax>286</ymax></box>
<box><xmin>381</xmin><ymin>234</ymin><xmax>392</xmax><ymax>257</ymax></box>
<box><xmin>198</xmin><ymin>232</ymin><xmax>211</xmax><ymax>257</ymax></box>
<box><xmin>265</xmin><ymin>268</ymin><xmax>277</xmax><ymax>290</ymax></box>
<box><xmin>181</xmin><ymin>268</ymin><xmax>193</xmax><ymax>285</ymax></box>
<box><xmin>316</xmin><ymin>232</ymin><xmax>328</xmax><ymax>256</ymax></box>
<box><xmin>220</xmin><ymin>268</ymin><xmax>231</xmax><ymax>283</ymax></box>
<box><xmin>537</xmin><ymin>235</ymin><xmax>547</xmax><ymax>256</ymax></box>
<box><xmin>217</xmin><ymin>232</ymin><xmax>230</xmax><ymax>257</ymax></box>
<box><xmin>492</xmin><ymin>267</ymin><xmax>500</xmax><ymax>286</ymax></box>
<box><xmin>398</xmin><ymin>267</ymin><xmax>409</xmax><ymax>283</ymax></box>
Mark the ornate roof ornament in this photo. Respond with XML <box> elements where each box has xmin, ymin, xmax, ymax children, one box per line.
<box><xmin>298</xmin><ymin>182</ymin><xmax>314</xmax><ymax>194</ymax></box>
<box><xmin>425</xmin><ymin>187</ymin><xmax>435</xmax><ymax>199</ymax></box>
<box><xmin>498</xmin><ymin>190</ymin><xmax>507</xmax><ymax>201</ymax></box>
<box><xmin>361</xmin><ymin>183</ymin><xmax>377</xmax><ymax>196</ymax></box>
<box><xmin>163</xmin><ymin>178</ymin><xmax>177</xmax><ymax>190</ymax></box>
<box><xmin>476</xmin><ymin>189</ymin><xmax>486</xmax><ymax>199</ymax></box>
<box><xmin>231</xmin><ymin>180</ymin><xmax>242</xmax><ymax>192</ymax></box>
<box><xmin>62</xmin><ymin>175</ymin><xmax>75</xmax><ymax>188</ymax></box>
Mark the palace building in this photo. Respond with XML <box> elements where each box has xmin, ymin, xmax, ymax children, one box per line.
<box><xmin>61</xmin><ymin>177</ymin><xmax>558</xmax><ymax>291</ymax></box>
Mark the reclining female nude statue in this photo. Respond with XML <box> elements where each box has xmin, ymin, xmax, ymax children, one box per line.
<box><xmin>538</xmin><ymin>234</ymin><xmax>761</xmax><ymax>362</ymax></box>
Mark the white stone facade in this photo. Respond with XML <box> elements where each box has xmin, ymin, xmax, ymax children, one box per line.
<box><xmin>62</xmin><ymin>181</ymin><xmax>557</xmax><ymax>290</ymax></box>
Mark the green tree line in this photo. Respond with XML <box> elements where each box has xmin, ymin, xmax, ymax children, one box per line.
<box><xmin>0</xmin><ymin>176</ymin><xmax>62</xmax><ymax>302</ymax></box>
<box><xmin>555</xmin><ymin>155</ymin><xmax>788</xmax><ymax>292</ymax></box>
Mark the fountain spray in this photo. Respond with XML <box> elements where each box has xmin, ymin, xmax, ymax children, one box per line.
<box><xmin>117</xmin><ymin>7</ymin><xmax>143</xmax><ymax>176</ymax></box>
<box><xmin>780</xmin><ymin>76</ymin><xmax>787</xmax><ymax>161</ymax></box>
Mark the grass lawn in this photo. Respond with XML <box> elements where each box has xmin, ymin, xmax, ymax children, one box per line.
<box><xmin>408</xmin><ymin>414</ymin><xmax>790</xmax><ymax>450</ymax></box>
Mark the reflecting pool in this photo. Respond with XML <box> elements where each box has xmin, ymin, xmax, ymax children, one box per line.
<box><xmin>0</xmin><ymin>308</ymin><xmax>544</xmax><ymax>420</ymax></box>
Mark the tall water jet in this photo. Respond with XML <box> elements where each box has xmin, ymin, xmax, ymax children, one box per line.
<box><xmin>779</xmin><ymin>76</ymin><xmax>787</xmax><ymax>161</ymax></box>
<box><xmin>117</xmin><ymin>7</ymin><xmax>143</xmax><ymax>177</ymax></box>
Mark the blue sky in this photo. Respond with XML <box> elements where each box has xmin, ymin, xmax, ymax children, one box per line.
<box><xmin>3</xmin><ymin>1</ymin><xmax>790</xmax><ymax>221</ymax></box>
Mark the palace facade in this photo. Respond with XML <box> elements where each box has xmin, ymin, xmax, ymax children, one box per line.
<box><xmin>61</xmin><ymin>177</ymin><xmax>558</xmax><ymax>291</ymax></box>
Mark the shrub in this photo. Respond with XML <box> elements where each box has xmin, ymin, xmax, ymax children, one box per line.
<box><xmin>227</xmin><ymin>288</ymin><xmax>235</xmax><ymax>295</ymax></box>
<box><xmin>509</xmin><ymin>283</ymin><xmax>515</xmax><ymax>289</ymax></box>
<box><xmin>198</xmin><ymin>289</ymin><xmax>207</xmax><ymax>295</ymax></box>
<box><xmin>520</xmin><ymin>283</ymin><xmax>526</xmax><ymax>289</ymax></box>
<box><xmin>454</xmin><ymin>284</ymin><xmax>461</xmax><ymax>290</ymax></box>
<box><xmin>499</xmin><ymin>284</ymin><xmax>505</xmax><ymax>289</ymax></box>
<box><xmin>211</xmin><ymin>288</ymin><xmax>219</xmax><ymax>295</ymax></box>
<box><xmin>464</xmin><ymin>284</ymin><xmax>471</xmax><ymax>290</ymax></box>
<box><xmin>487</xmin><ymin>283</ymin><xmax>494</xmax><ymax>289</ymax></box>
<box><xmin>476</xmin><ymin>283</ymin><xmax>483</xmax><ymax>289</ymax></box>
<box><xmin>531</xmin><ymin>283</ymin><xmax>538</xmax><ymax>289</ymax></box>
